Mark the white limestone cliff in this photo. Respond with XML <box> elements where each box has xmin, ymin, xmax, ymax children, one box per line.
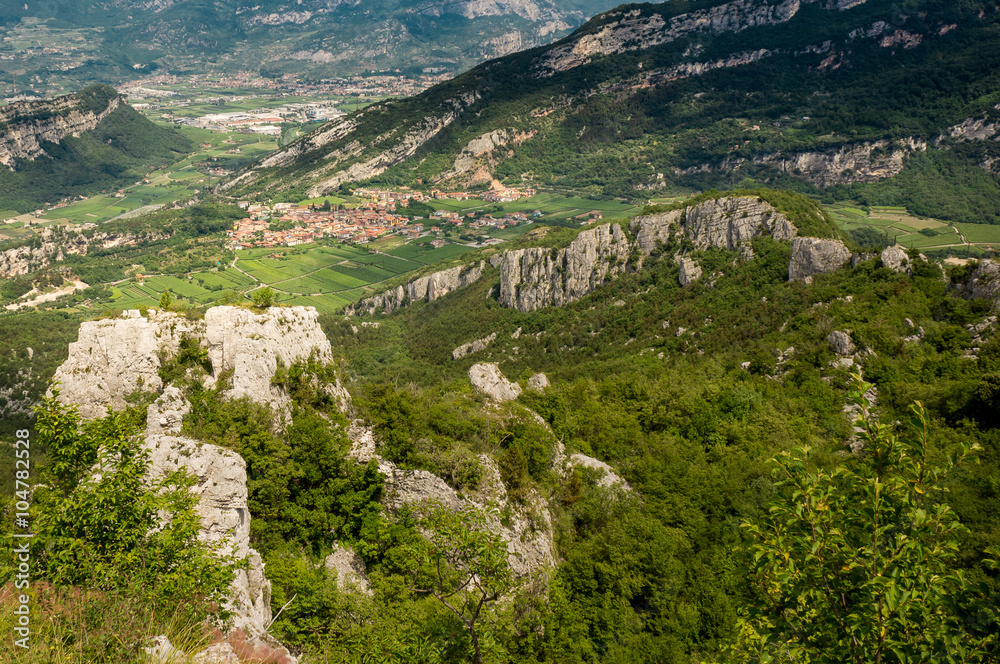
<box><xmin>499</xmin><ymin>223</ymin><xmax>630</xmax><ymax>313</ymax></box>
<box><xmin>788</xmin><ymin>237</ymin><xmax>852</xmax><ymax>281</ymax></box>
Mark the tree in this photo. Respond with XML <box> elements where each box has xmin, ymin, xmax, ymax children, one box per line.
<box><xmin>405</xmin><ymin>501</ymin><xmax>516</xmax><ymax>664</ymax></box>
<box><xmin>739</xmin><ymin>374</ymin><xmax>997</xmax><ymax>663</ymax></box>
<box><xmin>158</xmin><ymin>289</ymin><xmax>173</xmax><ymax>310</ymax></box>
<box><xmin>252</xmin><ymin>286</ymin><xmax>275</xmax><ymax>309</ymax></box>
<box><xmin>30</xmin><ymin>392</ymin><xmax>235</xmax><ymax>606</ymax></box>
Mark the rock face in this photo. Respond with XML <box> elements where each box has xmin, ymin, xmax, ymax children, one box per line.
<box><xmin>52</xmin><ymin>310</ymin><xmax>203</xmax><ymax>419</ymax></box>
<box><xmin>788</xmin><ymin>237</ymin><xmax>852</xmax><ymax>281</ymax></box>
<box><xmin>0</xmin><ymin>90</ymin><xmax>122</xmax><ymax>169</ymax></box>
<box><xmin>678</xmin><ymin>257</ymin><xmax>702</xmax><ymax>286</ymax></box>
<box><xmin>750</xmin><ymin>139</ymin><xmax>926</xmax><ymax>188</ymax></box>
<box><xmin>629</xmin><ymin>196</ymin><xmax>796</xmax><ymax>258</ymax></box>
<box><xmin>203</xmin><ymin>306</ymin><xmax>339</xmax><ymax>411</ymax></box>
<box><xmin>967</xmin><ymin>260</ymin><xmax>1000</xmax><ymax>307</ymax></box>
<box><xmin>143</xmin><ymin>392</ymin><xmax>271</xmax><ymax>636</ymax></box>
<box><xmin>881</xmin><ymin>244</ymin><xmax>911</xmax><ymax>273</ymax></box>
<box><xmin>535</xmin><ymin>0</ymin><xmax>808</xmax><ymax>76</ymax></box>
<box><xmin>527</xmin><ymin>373</ymin><xmax>550</xmax><ymax>391</ymax></box>
<box><xmin>346</xmin><ymin>262</ymin><xmax>485</xmax><ymax>316</ymax></box>
<box><xmin>827</xmin><ymin>330</ymin><xmax>856</xmax><ymax>356</ymax></box>
<box><xmin>469</xmin><ymin>363</ymin><xmax>523</xmax><ymax>402</ymax></box>
<box><xmin>324</xmin><ymin>544</ymin><xmax>371</xmax><ymax>594</ymax></box>
<box><xmin>567</xmin><ymin>453</ymin><xmax>631</xmax><ymax>490</ymax></box>
<box><xmin>499</xmin><ymin>223</ymin><xmax>630</xmax><ymax>313</ymax></box>
<box><xmin>0</xmin><ymin>228</ymin><xmax>168</xmax><ymax>279</ymax></box>
<box><xmin>349</xmin><ymin>425</ymin><xmax>557</xmax><ymax>580</ymax></box>
<box><xmin>53</xmin><ymin>306</ymin><xmax>341</xmax><ymax>419</ymax></box>
<box><xmin>453</xmin><ymin>332</ymin><xmax>498</xmax><ymax>360</ymax></box>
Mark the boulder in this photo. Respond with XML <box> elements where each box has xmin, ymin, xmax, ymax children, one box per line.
<box><xmin>325</xmin><ymin>544</ymin><xmax>371</xmax><ymax>595</ymax></box>
<box><xmin>881</xmin><ymin>244</ymin><xmax>910</xmax><ymax>273</ymax></box>
<box><xmin>469</xmin><ymin>363</ymin><xmax>522</xmax><ymax>402</ymax></box>
<box><xmin>452</xmin><ymin>332</ymin><xmax>497</xmax><ymax>360</ymax></box>
<box><xmin>527</xmin><ymin>373</ymin><xmax>550</xmax><ymax>391</ymax></box>
<box><xmin>678</xmin><ymin>257</ymin><xmax>702</xmax><ymax>286</ymax></box>
<box><xmin>967</xmin><ymin>260</ymin><xmax>1000</xmax><ymax>307</ymax></box>
<box><xmin>567</xmin><ymin>453</ymin><xmax>631</xmax><ymax>491</ymax></box>
<box><xmin>827</xmin><ymin>330</ymin><xmax>856</xmax><ymax>356</ymax></box>
<box><xmin>788</xmin><ymin>237</ymin><xmax>852</xmax><ymax>281</ymax></box>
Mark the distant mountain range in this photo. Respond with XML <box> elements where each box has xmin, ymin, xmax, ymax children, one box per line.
<box><xmin>0</xmin><ymin>85</ymin><xmax>191</xmax><ymax>212</ymax></box>
<box><xmin>0</xmin><ymin>0</ymin><xmax>617</xmax><ymax>87</ymax></box>
<box><xmin>223</xmin><ymin>0</ymin><xmax>1000</xmax><ymax>224</ymax></box>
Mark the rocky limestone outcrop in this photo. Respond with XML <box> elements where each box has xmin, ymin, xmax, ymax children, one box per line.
<box><xmin>346</xmin><ymin>262</ymin><xmax>485</xmax><ymax>316</ymax></box>
<box><xmin>566</xmin><ymin>452</ymin><xmax>631</xmax><ymax>490</ymax></box>
<box><xmin>0</xmin><ymin>91</ymin><xmax>122</xmax><ymax>169</ymax></box>
<box><xmin>407</xmin><ymin>262</ymin><xmax>485</xmax><ymax>303</ymax></box>
<box><xmin>527</xmin><ymin>373</ymin><xmax>550</xmax><ymax>391</ymax></box>
<box><xmin>0</xmin><ymin>228</ymin><xmax>164</xmax><ymax>278</ymax></box>
<box><xmin>52</xmin><ymin>309</ymin><xmax>203</xmax><ymax>419</ymax></box>
<box><xmin>629</xmin><ymin>196</ymin><xmax>796</xmax><ymax>259</ymax></box>
<box><xmin>881</xmin><ymin>244</ymin><xmax>911</xmax><ymax>273</ymax></box>
<box><xmin>499</xmin><ymin>223</ymin><xmax>630</xmax><ymax>313</ymax></box>
<box><xmin>788</xmin><ymin>237</ymin><xmax>852</xmax><ymax>281</ymax></box>
<box><xmin>142</xmin><ymin>391</ymin><xmax>271</xmax><ymax>636</ymax></box>
<box><xmin>325</xmin><ymin>544</ymin><xmax>371</xmax><ymax>594</ymax></box>
<box><xmin>453</xmin><ymin>332</ymin><xmax>497</xmax><ymax>360</ymax></box>
<box><xmin>749</xmin><ymin>139</ymin><xmax>926</xmax><ymax>188</ymax></box>
<box><xmin>678</xmin><ymin>257</ymin><xmax>702</xmax><ymax>286</ymax></box>
<box><xmin>203</xmin><ymin>306</ymin><xmax>342</xmax><ymax>412</ymax></box>
<box><xmin>349</xmin><ymin>424</ymin><xmax>557</xmax><ymax>580</ymax></box>
<box><xmin>535</xmin><ymin>0</ymin><xmax>806</xmax><ymax>76</ymax></box>
<box><xmin>827</xmin><ymin>330</ymin><xmax>856</xmax><ymax>356</ymax></box>
<box><xmin>966</xmin><ymin>260</ymin><xmax>1000</xmax><ymax>308</ymax></box>
<box><xmin>53</xmin><ymin>306</ymin><xmax>342</xmax><ymax>419</ymax></box>
<box><xmin>469</xmin><ymin>362</ymin><xmax>522</xmax><ymax>402</ymax></box>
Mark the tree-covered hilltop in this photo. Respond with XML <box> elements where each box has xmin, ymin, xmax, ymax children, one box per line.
<box><xmin>0</xmin><ymin>85</ymin><xmax>192</xmax><ymax>212</ymax></box>
<box><xmin>226</xmin><ymin>0</ymin><xmax>1000</xmax><ymax>224</ymax></box>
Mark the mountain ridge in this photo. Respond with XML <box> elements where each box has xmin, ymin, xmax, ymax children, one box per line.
<box><xmin>221</xmin><ymin>0</ymin><xmax>1000</xmax><ymax>224</ymax></box>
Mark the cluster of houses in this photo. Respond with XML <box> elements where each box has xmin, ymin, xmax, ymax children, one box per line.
<box><xmin>227</xmin><ymin>202</ymin><xmax>408</xmax><ymax>249</ymax></box>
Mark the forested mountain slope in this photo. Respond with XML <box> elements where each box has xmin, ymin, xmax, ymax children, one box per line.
<box><xmin>0</xmin><ymin>84</ymin><xmax>192</xmax><ymax>212</ymax></box>
<box><xmin>224</xmin><ymin>0</ymin><xmax>1000</xmax><ymax>224</ymax></box>
<box><xmin>2</xmin><ymin>190</ymin><xmax>1000</xmax><ymax>661</ymax></box>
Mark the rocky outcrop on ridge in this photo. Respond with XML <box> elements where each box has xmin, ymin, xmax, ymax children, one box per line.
<box><xmin>53</xmin><ymin>306</ymin><xmax>343</xmax><ymax>418</ymax></box>
<box><xmin>142</xmin><ymin>390</ymin><xmax>272</xmax><ymax>637</ymax></box>
<box><xmin>345</xmin><ymin>262</ymin><xmax>485</xmax><ymax>316</ymax></box>
<box><xmin>629</xmin><ymin>196</ymin><xmax>797</xmax><ymax>258</ymax></box>
<box><xmin>203</xmin><ymin>306</ymin><xmax>343</xmax><ymax>412</ymax></box>
<box><xmin>52</xmin><ymin>309</ymin><xmax>203</xmax><ymax>419</ymax></box>
<box><xmin>499</xmin><ymin>223</ymin><xmax>630</xmax><ymax>313</ymax></box>
<box><xmin>788</xmin><ymin>237</ymin><xmax>853</xmax><ymax>281</ymax></box>
<box><xmin>0</xmin><ymin>91</ymin><xmax>122</xmax><ymax>169</ymax></box>
<box><xmin>453</xmin><ymin>332</ymin><xmax>498</xmax><ymax>360</ymax></box>
<box><xmin>469</xmin><ymin>362</ymin><xmax>522</xmax><ymax>401</ymax></box>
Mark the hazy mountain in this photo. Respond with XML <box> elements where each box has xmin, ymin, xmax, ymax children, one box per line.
<box><xmin>0</xmin><ymin>0</ymin><xmax>619</xmax><ymax>87</ymax></box>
